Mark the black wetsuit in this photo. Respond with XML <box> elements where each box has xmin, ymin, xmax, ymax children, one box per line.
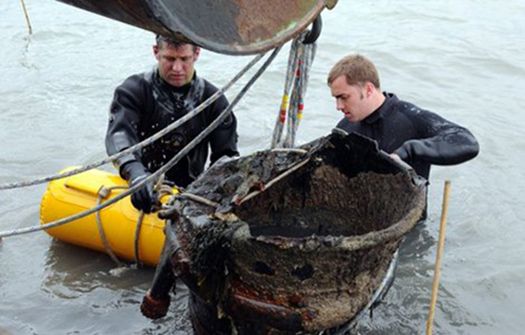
<box><xmin>105</xmin><ymin>70</ymin><xmax>238</xmax><ymax>187</ymax></box>
<box><xmin>336</xmin><ymin>93</ymin><xmax>479</xmax><ymax>180</ymax></box>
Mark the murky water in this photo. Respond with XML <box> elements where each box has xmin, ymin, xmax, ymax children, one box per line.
<box><xmin>1</xmin><ymin>1</ymin><xmax>524</xmax><ymax>334</ymax></box>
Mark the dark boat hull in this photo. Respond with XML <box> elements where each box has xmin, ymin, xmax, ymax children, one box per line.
<box><xmin>55</xmin><ymin>0</ymin><xmax>331</xmax><ymax>55</ymax></box>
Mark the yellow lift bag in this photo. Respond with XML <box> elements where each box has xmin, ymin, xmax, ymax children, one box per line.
<box><xmin>40</xmin><ymin>167</ymin><xmax>173</xmax><ymax>266</ymax></box>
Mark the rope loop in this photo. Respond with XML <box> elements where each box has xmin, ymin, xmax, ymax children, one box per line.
<box><xmin>95</xmin><ymin>185</ymin><xmax>127</xmax><ymax>267</ymax></box>
<box><xmin>94</xmin><ymin>179</ymin><xmax>176</xmax><ymax>267</ymax></box>
<box><xmin>302</xmin><ymin>15</ymin><xmax>322</xmax><ymax>44</ymax></box>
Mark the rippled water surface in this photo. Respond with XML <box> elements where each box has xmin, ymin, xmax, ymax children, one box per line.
<box><xmin>1</xmin><ymin>1</ymin><xmax>524</xmax><ymax>334</ymax></box>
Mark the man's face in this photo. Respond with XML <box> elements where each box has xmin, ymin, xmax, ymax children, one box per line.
<box><xmin>154</xmin><ymin>43</ymin><xmax>200</xmax><ymax>87</ymax></box>
<box><xmin>329</xmin><ymin>75</ymin><xmax>372</xmax><ymax>123</ymax></box>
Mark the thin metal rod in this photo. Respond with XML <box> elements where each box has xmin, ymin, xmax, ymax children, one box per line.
<box><xmin>19</xmin><ymin>0</ymin><xmax>33</xmax><ymax>35</ymax></box>
<box><xmin>238</xmin><ymin>157</ymin><xmax>311</xmax><ymax>205</ymax></box>
<box><xmin>426</xmin><ymin>180</ymin><xmax>452</xmax><ymax>335</ymax></box>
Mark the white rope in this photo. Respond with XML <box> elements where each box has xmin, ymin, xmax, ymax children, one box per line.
<box><xmin>0</xmin><ymin>53</ymin><xmax>265</xmax><ymax>191</ymax></box>
<box><xmin>0</xmin><ymin>47</ymin><xmax>282</xmax><ymax>239</ymax></box>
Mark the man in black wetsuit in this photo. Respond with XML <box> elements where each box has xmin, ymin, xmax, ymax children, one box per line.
<box><xmin>327</xmin><ymin>54</ymin><xmax>479</xmax><ymax>181</ymax></box>
<box><xmin>105</xmin><ymin>35</ymin><xmax>238</xmax><ymax>213</ymax></box>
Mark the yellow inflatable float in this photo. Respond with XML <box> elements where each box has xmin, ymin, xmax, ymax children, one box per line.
<box><xmin>40</xmin><ymin>167</ymin><xmax>174</xmax><ymax>267</ymax></box>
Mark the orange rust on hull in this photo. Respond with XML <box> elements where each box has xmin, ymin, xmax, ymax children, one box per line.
<box><xmin>55</xmin><ymin>0</ymin><xmax>334</xmax><ymax>55</ymax></box>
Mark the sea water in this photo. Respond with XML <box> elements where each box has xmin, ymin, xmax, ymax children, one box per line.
<box><xmin>1</xmin><ymin>1</ymin><xmax>524</xmax><ymax>334</ymax></box>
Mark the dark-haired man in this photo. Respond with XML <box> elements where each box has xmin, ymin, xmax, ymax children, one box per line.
<box><xmin>106</xmin><ymin>35</ymin><xmax>238</xmax><ymax>213</ymax></box>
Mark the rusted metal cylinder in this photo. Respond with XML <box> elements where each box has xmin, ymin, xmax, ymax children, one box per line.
<box><xmin>55</xmin><ymin>0</ymin><xmax>335</xmax><ymax>54</ymax></box>
<box><xmin>161</xmin><ymin>132</ymin><xmax>426</xmax><ymax>333</ymax></box>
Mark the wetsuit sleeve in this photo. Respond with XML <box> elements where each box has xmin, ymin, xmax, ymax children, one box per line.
<box><xmin>394</xmin><ymin>109</ymin><xmax>479</xmax><ymax>165</ymax></box>
<box><xmin>207</xmin><ymin>94</ymin><xmax>239</xmax><ymax>165</ymax></box>
<box><xmin>105</xmin><ymin>75</ymin><xmax>146</xmax><ymax>178</ymax></box>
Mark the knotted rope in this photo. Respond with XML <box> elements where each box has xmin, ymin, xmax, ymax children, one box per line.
<box><xmin>93</xmin><ymin>178</ymin><xmax>176</xmax><ymax>267</ymax></box>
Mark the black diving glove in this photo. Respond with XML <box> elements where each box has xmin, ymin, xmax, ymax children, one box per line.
<box><xmin>121</xmin><ymin>161</ymin><xmax>156</xmax><ymax>213</ymax></box>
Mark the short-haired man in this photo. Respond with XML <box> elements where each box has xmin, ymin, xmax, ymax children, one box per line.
<box><xmin>327</xmin><ymin>54</ymin><xmax>479</xmax><ymax>181</ymax></box>
<box><xmin>106</xmin><ymin>35</ymin><xmax>238</xmax><ymax>213</ymax></box>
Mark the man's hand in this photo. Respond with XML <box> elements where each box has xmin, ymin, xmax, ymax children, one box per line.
<box><xmin>129</xmin><ymin>174</ymin><xmax>155</xmax><ymax>213</ymax></box>
<box><xmin>121</xmin><ymin>161</ymin><xmax>156</xmax><ymax>213</ymax></box>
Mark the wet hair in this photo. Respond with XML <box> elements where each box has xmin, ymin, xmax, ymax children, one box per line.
<box><xmin>327</xmin><ymin>54</ymin><xmax>380</xmax><ymax>89</ymax></box>
<box><xmin>155</xmin><ymin>34</ymin><xmax>197</xmax><ymax>51</ymax></box>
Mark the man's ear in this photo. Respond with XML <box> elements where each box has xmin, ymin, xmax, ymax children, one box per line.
<box><xmin>193</xmin><ymin>46</ymin><xmax>201</xmax><ymax>61</ymax></box>
<box><xmin>366</xmin><ymin>81</ymin><xmax>375</xmax><ymax>97</ymax></box>
<box><xmin>153</xmin><ymin>45</ymin><xmax>160</xmax><ymax>60</ymax></box>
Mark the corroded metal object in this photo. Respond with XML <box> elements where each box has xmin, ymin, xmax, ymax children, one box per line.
<box><xmin>153</xmin><ymin>132</ymin><xmax>426</xmax><ymax>334</ymax></box>
<box><xmin>55</xmin><ymin>0</ymin><xmax>337</xmax><ymax>55</ymax></box>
